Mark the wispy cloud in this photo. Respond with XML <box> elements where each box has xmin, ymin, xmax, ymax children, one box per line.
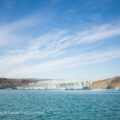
<box><xmin>0</xmin><ymin>13</ymin><xmax>120</xmax><ymax>77</ymax></box>
<box><xmin>75</xmin><ymin>24</ymin><xmax>120</xmax><ymax>44</ymax></box>
<box><xmin>4</xmin><ymin>48</ymin><xmax>120</xmax><ymax>77</ymax></box>
<box><xmin>0</xmin><ymin>11</ymin><xmax>53</xmax><ymax>46</ymax></box>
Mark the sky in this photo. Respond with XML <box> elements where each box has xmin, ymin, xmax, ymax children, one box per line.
<box><xmin>0</xmin><ymin>0</ymin><xmax>120</xmax><ymax>80</ymax></box>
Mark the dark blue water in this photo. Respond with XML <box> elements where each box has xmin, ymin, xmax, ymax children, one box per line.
<box><xmin>0</xmin><ymin>90</ymin><xmax>120</xmax><ymax>120</ymax></box>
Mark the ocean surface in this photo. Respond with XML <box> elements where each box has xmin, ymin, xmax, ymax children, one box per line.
<box><xmin>0</xmin><ymin>90</ymin><xmax>120</xmax><ymax>120</ymax></box>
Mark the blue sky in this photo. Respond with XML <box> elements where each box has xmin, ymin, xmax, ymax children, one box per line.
<box><xmin>0</xmin><ymin>0</ymin><xmax>120</xmax><ymax>80</ymax></box>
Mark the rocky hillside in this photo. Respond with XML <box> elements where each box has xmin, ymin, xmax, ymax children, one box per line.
<box><xmin>0</xmin><ymin>78</ymin><xmax>38</xmax><ymax>89</ymax></box>
<box><xmin>0</xmin><ymin>76</ymin><xmax>120</xmax><ymax>90</ymax></box>
<box><xmin>90</xmin><ymin>76</ymin><xmax>120</xmax><ymax>89</ymax></box>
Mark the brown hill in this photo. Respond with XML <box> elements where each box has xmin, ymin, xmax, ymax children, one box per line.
<box><xmin>0</xmin><ymin>78</ymin><xmax>38</xmax><ymax>89</ymax></box>
<box><xmin>91</xmin><ymin>76</ymin><xmax>120</xmax><ymax>89</ymax></box>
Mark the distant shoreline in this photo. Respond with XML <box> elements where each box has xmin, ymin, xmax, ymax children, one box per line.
<box><xmin>0</xmin><ymin>76</ymin><xmax>120</xmax><ymax>90</ymax></box>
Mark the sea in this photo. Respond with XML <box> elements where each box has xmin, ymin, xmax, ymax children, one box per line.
<box><xmin>0</xmin><ymin>90</ymin><xmax>120</xmax><ymax>120</ymax></box>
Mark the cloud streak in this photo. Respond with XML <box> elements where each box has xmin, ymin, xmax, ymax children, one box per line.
<box><xmin>0</xmin><ymin>13</ymin><xmax>120</xmax><ymax>77</ymax></box>
<box><xmin>4</xmin><ymin>48</ymin><xmax>120</xmax><ymax>77</ymax></box>
<box><xmin>75</xmin><ymin>24</ymin><xmax>120</xmax><ymax>44</ymax></box>
<box><xmin>0</xmin><ymin>10</ymin><xmax>53</xmax><ymax>46</ymax></box>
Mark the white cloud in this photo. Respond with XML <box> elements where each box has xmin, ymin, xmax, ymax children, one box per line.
<box><xmin>3</xmin><ymin>48</ymin><xmax>120</xmax><ymax>77</ymax></box>
<box><xmin>0</xmin><ymin>11</ymin><xmax>53</xmax><ymax>46</ymax></box>
<box><xmin>74</xmin><ymin>24</ymin><xmax>120</xmax><ymax>44</ymax></box>
<box><xmin>0</xmin><ymin>15</ymin><xmax>120</xmax><ymax>77</ymax></box>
